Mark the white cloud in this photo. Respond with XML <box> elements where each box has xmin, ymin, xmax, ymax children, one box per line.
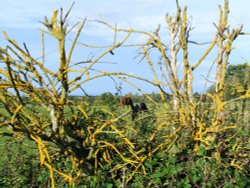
<box><xmin>1</xmin><ymin>0</ymin><xmax>250</xmax><ymax>94</ymax></box>
<box><xmin>1</xmin><ymin>0</ymin><xmax>249</xmax><ymax>39</ymax></box>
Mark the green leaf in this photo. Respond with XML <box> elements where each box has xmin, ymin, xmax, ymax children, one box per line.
<box><xmin>192</xmin><ymin>174</ymin><xmax>201</xmax><ymax>183</ymax></box>
<box><xmin>106</xmin><ymin>183</ymin><xmax>113</xmax><ymax>188</ymax></box>
<box><xmin>197</xmin><ymin>146</ymin><xmax>206</xmax><ymax>156</ymax></box>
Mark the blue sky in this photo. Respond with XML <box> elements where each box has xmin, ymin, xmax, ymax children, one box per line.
<box><xmin>0</xmin><ymin>0</ymin><xmax>250</xmax><ymax>95</ymax></box>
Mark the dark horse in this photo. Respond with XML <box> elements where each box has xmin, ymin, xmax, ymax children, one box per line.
<box><xmin>120</xmin><ymin>97</ymin><xmax>148</xmax><ymax>120</ymax></box>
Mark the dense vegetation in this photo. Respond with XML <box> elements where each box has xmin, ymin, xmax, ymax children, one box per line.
<box><xmin>0</xmin><ymin>90</ymin><xmax>249</xmax><ymax>187</ymax></box>
<box><xmin>0</xmin><ymin>0</ymin><xmax>249</xmax><ymax>187</ymax></box>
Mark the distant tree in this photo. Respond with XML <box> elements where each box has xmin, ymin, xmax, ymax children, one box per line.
<box><xmin>207</xmin><ymin>63</ymin><xmax>249</xmax><ymax>100</ymax></box>
<box><xmin>96</xmin><ymin>92</ymin><xmax>116</xmax><ymax>105</ymax></box>
<box><xmin>207</xmin><ymin>84</ymin><xmax>216</xmax><ymax>94</ymax></box>
<box><xmin>224</xmin><ymin>63</ymin><xmax>249</xmax><ymax>99</ymax></box>
<box><xmin>150</xmin><ymin>92</ymin><xmax>165</xmax><ymax>103</ymax></box>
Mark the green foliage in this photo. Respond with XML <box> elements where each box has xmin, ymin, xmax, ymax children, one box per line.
<box><xmin>0</xmin><ymin>137</ymin><xmax>50</xmax><ymax>187</ymax></box>
<box><xmin>128</xmin><ymin>127</ymin><xmax>250</xmax><ymax>187</ymax></box>
<box><xmin>0</xmin><ymin>98</ymin><xmax>249</xmax><ymax>187</ymax></box>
